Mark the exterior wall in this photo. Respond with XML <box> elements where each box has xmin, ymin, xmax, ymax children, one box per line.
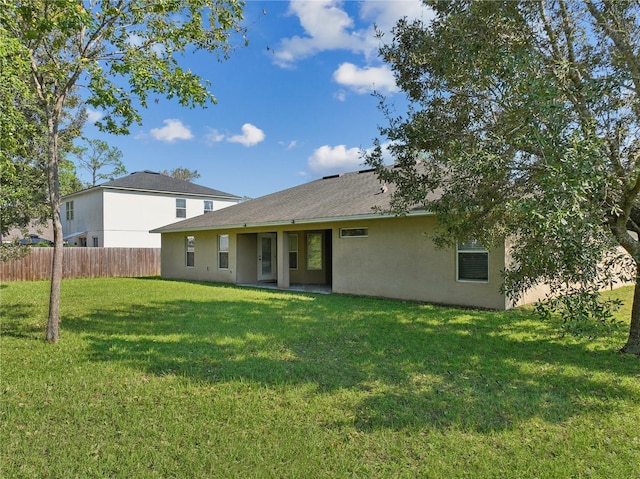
<box><xmin>64</xmin><ymin>188</ymin><xmax>238</xmax><ymax>248</ymax></box>
<box><xmin>159</xmin><ymin>215</ymin><xmax>510</xmax><ymax>310</ymax></box>
<box><xmin>504</xmin><ymin>241</ymin><xmax>634</xmax><ymax>308</ymax></box>
<box><xmin>160</xmin><ymin>230</ymin><xmax>237</xmax><ymax>283</ymax></box>
<box><xmin>331</xmin><ymin>216</ymin><xmax>508</xmax><ymax>310</ymax></box>
<box><xmin>288</xmin><ymin>230</ymin><xmax>331</xmax><ymax>285</ymax></box>
<box><xmin>103</xmin><ymin>190</ymin><xmax>236</xmax><ymax>248</ymax></box>
<box><xmin>63</xmin><ymin>189</ymin><xmax>104</xmax><ymax>246</ymax></box>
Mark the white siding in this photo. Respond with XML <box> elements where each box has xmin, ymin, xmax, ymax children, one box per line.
<box><xmin>62</xmin><ymin>189</ymin><xmax>104</xmax><ymax>246</ymax></box>
<box><xmin>102</xmin><ymin>190</ymin><xmax>236</xmax><ymax>247</ymax></box>
<box><xmin>63</xmin><ymin>188</ymin><xmax>237</xmax><ymax>248</ymax></box>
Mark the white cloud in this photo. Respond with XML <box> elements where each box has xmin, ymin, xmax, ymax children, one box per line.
<box><xmin>149</xmin><ymin>119</ymin><xmax>193</xmax><ymax>143</ymax></box>
<box><xmin>363</xmin><ymin>141</ymin><xmax>396</xmax><ymax>165</ymax></box>
<box><xmin>274</xmin><ymin>0</ymin><xmax>429</xmax><ymax>67</ymax></box>
<box><xmin>274</xmin><ymin>1</ymin><xmax>366</xmax><ymax>67</ymax></box>
<box><xmin>205</xmin><ymin>128</ymin><xmax>225</xmax><ymax>145</ymax></box>
<box><xmin>359</xmin><ymin>0</ymin><xmax>430</xmax><ymax>34</ymax></box>
<box><xmin>279</xmin><ymin>140</ymin><xmax>298</xmax><ymax>150</ymax></box>
<box><xmin>308</xmin><ymin>144</ymin><xmax>364</xmax><ymax>175</ymax></box>
<box><xmin>227</xmin><ymin>123</ymin><xmax>266</xmax><ymax>147</ymax></box>
<box><xmin>333</xmin><ymin>62</ymin><xmax>398</xmax><ymax>94</ymax></box>
<box><xmin>85</xmin><ymin>107</ymin><xmax>104</xmax><ymax>123</ymax></box>
<box><xmin>334</xmin><ymin>90</ymin><xmax>347</xmax><ymax>102</ymax></box>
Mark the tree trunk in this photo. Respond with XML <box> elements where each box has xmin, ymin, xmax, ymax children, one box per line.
<box><xmin>621</xmin><ymin>273</ymin><xmax>640</xmax><ymax>355</ymax></box>
<box><xmin>45</xmin><ymin>108</ymin><xmax>62</xmax><ymax>343</ymax></box>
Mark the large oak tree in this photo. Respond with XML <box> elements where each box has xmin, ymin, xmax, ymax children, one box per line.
<box><xmin>368</xmin><ymin>0</ymin><xmax>640</xmax><ymax>355</ymax></box>
<box><xmin>0</xmin><ymin>0</ymin><xmax>246</xmax><ymax>342</ymax></box>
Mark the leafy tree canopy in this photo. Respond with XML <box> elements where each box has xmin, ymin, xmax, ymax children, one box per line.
<box><xmin>74</xmin><ymin>137</ymin><xmax>126</xmax><ymax>187</ymax></box>
<box><xmin>368</xmin><ymin>0</ymin><xmax>640</xmax><ymax>355</ymax></box>
<box><xmin>161</xmin><ymin>167</ymin><xmax>201</xmax><ymax>182</ymax></box>
<box><xmin>0</xmin><ymin>0</ymin><xmax>247</xmax><ymax>342</ymax></box>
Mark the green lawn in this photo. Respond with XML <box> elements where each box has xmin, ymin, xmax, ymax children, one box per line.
<box><xmin>1</xmin><ymin>278</ymin><xmax>639</xmax><ymax>478</ymax></box>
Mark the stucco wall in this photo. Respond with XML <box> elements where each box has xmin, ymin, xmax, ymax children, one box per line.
<box><xmin>160</xmin><ymin>230</ymin><xmax>237</xmax><ymax>283</ymax></box>
<box><xmin>331</xmin><ymin>216</ymin><xmax>508</xmax><ymax>310</ymax></box>
<box><xmin>160</xmin><ymin>215</ymin><xmax>510</xmax><ymax>310</ymax></box>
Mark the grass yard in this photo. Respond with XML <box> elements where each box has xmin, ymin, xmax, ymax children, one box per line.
<box><xmin>1</xmin><ymin>278</ymin><xmax>639</xmax><ymax>478</ymax></box>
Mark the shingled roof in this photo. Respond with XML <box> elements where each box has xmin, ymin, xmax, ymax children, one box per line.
<box><xmin>99</xmin><ymin>170</ymin><xmax>241</xmax><ymax>198</ymax></box>
<box><xmin>152</xmin><ymin>167</ymin><xmax>430</xmax><ymax>233</ymax></box>
<box><xmin>64</xmin><ymin>170</ymin><xmax>240</xmax><ymax>199</ymax></box>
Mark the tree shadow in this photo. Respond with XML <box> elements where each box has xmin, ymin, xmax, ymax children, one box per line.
<box><xmin>0</xmin><ymin>303</ymin><xmax>45</xmax><ymax>339</ymax></box>
<box><xmin>37</xmin><ymin>289</ymin><xmax>640</xmax><ymax>433</ymax></box>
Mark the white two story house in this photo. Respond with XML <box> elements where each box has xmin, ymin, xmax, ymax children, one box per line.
<box><xmin>62</xmin><ymin>170</ymin><xmax>241</xmax><ymax>248</ymax></box>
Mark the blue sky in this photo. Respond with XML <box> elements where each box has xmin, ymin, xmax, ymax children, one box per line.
<box><xmin>81</xmin><ymin>0</ymin><xmax>431</xmax><ymax>199</ymax></box>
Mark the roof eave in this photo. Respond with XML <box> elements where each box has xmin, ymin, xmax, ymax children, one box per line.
<box><xmin>151</xmin><ymin>209</ymin><xmax>432</xmax><ymax>234</ymax></box>
<box><xmin>63</xmin><ymin>185</ymin><xmax>241</xmax><ymax>200</ymax></box>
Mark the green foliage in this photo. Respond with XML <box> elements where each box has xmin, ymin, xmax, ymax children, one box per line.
<box><xmin>74</xmin><ymin>137</ymin><xmax>126</xmax><ymax>186</ymax></box>
<box><xmin>0</xmin><ymin>0</ymin><xmax>246</xmax><ymax>340</ymax></box>
<box><xmin>161</xmin><ymin>167</ymin><xmax>201</xmax><ymax>182</ymax></box>
<box><xmin>2</xmin><ymin>279</ymin><xmax>639</xmax><ymax>477</ymax></box>
<box><xmin>369</xmin><ymin>0</ymin><xmax>640</xmax><ymax>353</ymax></box>
<box><xmin>536</xmin><ymin>286</ymin><xmax>624</xmax><ymax>338</ymax></box>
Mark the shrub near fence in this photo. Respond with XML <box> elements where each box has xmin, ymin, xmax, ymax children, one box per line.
<box><xmin>0</xmin><ymin>248</ymin><xmax>161</xmax><ymax>282</ymax></box>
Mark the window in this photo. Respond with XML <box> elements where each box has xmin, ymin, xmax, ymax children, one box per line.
<box><xmin>289</xmin><ymin>234</ymin><xmax>298</xmax><ymax>269</ymax></box>
<box><xmin>457</xmin><ymin>240</ymin><xmax>488</xmax><ymax>282</ymax></box>
<box><xmin>307</xmin><ymin>233</ymin><xmax>322</xmax><ymax>270</ymax></box>
<box><xmin>92</xmin><ymin>237</ymin><xmax>99</xmax><ymax>247</ymax></box>
<box><xmin>204</xmin><ymin>200</ymin><xmax>213</xmax><ymax>213</ymax></box>
<box><xmin>176</xmin><ymin>198</ymin><xmax>186</xmax><ymax>218</ymax></box>
<box><xmin>186</xmin><ymin>236</ymin><xmax>195</xmax><ymax>267</ymax></box>
<box><xmin>340</xmin><ymin>227</ymin><xmax>368</xmax><ymax>238</ymax></box>
<box><xmin>79</xmin><ymin>237</ymin><xmax>87</xmax><ymax>247</ymax></box>
<box><xmin>218</xmin><ymin>234</ymin><xmax>229</xmax><ymax>269</ymax></box>
<box><xmin>65</xmin><ymin>201</ymin><xmax>74</xmax><ymax>220</ymax></box>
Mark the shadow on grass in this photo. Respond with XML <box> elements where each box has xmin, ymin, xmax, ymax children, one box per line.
<box><xmin>0</xmin><ymin>303</ymin><xmax>45</xmax><ymax>339</ymax></box>
<box><xmin>15</xmin><ymin>284</ymin><xmax>640</xmax><ymax>433</ymax></box>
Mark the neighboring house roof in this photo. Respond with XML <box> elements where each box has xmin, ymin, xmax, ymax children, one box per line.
<box><xmin>2</xmin><ymin>220</ymin><xmax>54</xmax><ymax>243</ymax></box>
<box><xmin>152</xmin><ymin>167</ymin><xmax>432</xmax><ymax>233</ymax></box>
<box><xmin>63</xmin><ymin>170</ymin><xmax>241</xmax><ymax>200</ymax></box>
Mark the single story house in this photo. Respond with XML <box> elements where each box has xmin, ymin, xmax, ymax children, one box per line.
<box><xmin>62</xmin><ymin>170</ymin><xmax>241</xmax><ymax>248</ymax></box>
<box><xmin>152</xmin><ymin>167</ymin><xmax>544</xmax><ymax>310</ymax></box>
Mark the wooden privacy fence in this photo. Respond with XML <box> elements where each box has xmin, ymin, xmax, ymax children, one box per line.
<box><xmin>0</xmin><ymin>248</ymin><xmax>161</xmax><ymax>282</ymax></box>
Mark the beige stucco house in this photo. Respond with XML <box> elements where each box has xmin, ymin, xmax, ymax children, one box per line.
<box><xmin>152</xmin><ymin>167</ymin><xmax>536</xmax><ymax>310</ymax></box>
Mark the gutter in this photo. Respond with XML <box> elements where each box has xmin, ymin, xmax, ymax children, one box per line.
<box><xmin>150</xmin><ymin>209</ymin><xmax>433</xmax><ymax>234</ymax></box>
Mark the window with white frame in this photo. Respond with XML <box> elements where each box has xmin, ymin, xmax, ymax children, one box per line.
<box><xmin>307</xmin><ymin>233</ymin><xmax>322</xmax><ymax>270</ymax></box>
<box><xmin>186</xmin><ymin>236</ymin><xmax>195</xmax><ymax>267</ymax></box>
<box><xmin>340</xmin><ymin>227</ymin><xmax>368</xmax><ymax>238</ymax></box>
<box><xmin>289</xmin><ymin>234</ymin><xmax>298</xmax><ymax>269</ymax></box>
<box><xmin>218</xmin><ymin>234</ymin><xmax>229</xmax><ymax>269</ymax></box>
<box><xmin>65</xmin><ymin>201</ymin><xmax>74</xmax><ymax>220</ymax></box>
<box><xmin>204</xmin><ymin>200</ymin><xmax>213</xmax><ymax>213</ymax></box>
<box><xmin>457</xmin><ymin>240</ymin><xmax>488</xmax><ymax>282</ymax></box>
<box><xmin>176</xmin><ymin>198</ymin><xmax>186</xmax><ymax>218</ymax></box>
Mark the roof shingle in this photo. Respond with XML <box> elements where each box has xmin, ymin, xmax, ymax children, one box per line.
<box><xmin>152</xmin><ymin>168</ymin><xmax>427</xmax><ymax>233</ymax></box>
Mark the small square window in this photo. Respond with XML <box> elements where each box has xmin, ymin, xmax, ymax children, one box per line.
<box><xmin>457</xmin><ymin>240</ymin><xmax>488</xmax><ymax>282</ymax></box>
